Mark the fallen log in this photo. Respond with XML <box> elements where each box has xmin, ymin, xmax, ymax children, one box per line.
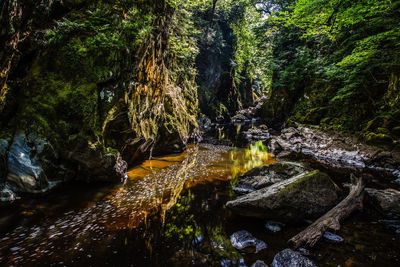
<box><xmin>289</xmin><ymin>174</ymin><xmax>365</xmax><ymax>249</ymax></box>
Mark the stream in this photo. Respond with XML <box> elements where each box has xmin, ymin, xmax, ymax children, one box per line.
<box><xmin>0</xmin><ymin>142</ymin><xmax>399</xmax><ymax>266</ymax></box>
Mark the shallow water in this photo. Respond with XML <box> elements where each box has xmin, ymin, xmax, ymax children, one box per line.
<box><xmin>0</xmin><ymin>144</ymin><xmax>399</xmax><ymax>266</ymax></box>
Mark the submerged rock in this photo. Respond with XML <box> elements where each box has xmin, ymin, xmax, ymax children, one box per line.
<box><xmin>366</xmin><ymin>188</ymin><xmax>400</xmax><ymax>215</ymax></box>
<box><xmin>323</xmin><ymin>232</ymin><xmax>344</xmax><ymax>243</ymax></box>
<box><xmin>379</xmin><ymin>219</ymin><xmax>400</xmax><ymax>233</ymax></box>
<box><xmin>252</xmin><ymin>260</ymin><xmax>269</xmax><ymax>267</ymax></box>
<box><xmin>272</xmin><ymin>249</ymin><xmax>317</xmax><ymax>267</ymax></box>
<box><xmin>230</xmin><ymin>230</ymin><xmax>267</xmax><ymax>253</ymax></box>
<box><xmin>227</xmin><ymin>170</ymin><xmax>341</xmax><ymax>222</ymax></box>
<box><xmin>265</xmin><ymin>221</ymin><xmax>285</xmax><ymax>233</ymax></box>
<box><xmin>234</xmin><ymin>161</ymin><xmax>307</xmax><ymax>195</ymax></box>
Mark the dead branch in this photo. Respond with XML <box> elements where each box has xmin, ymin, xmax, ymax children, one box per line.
<box><xmin>289</xmin><ymin>174</ymin><xmax>365</xmax><ymax>249</ymax></box>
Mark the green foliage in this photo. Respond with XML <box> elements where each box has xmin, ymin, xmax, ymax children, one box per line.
<box><xmin>256</xmin><ymin>0</ymin><xmax>400</xmax><ymax>134</ymax></box>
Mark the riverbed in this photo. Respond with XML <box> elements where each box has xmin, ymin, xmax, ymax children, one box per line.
<box><xmin>0</xmin><ymin>143</ymin><xmax>399</xmax><ymax>266</ymax></box>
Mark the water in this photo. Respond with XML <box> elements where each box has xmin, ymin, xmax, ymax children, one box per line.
<box><xmin>0</xmin><ymin>144</ymin><xmax>399</xmax><ymax>266</ymax></box>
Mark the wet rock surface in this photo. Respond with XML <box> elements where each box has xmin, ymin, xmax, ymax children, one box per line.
<box><xmin>252</xmin><ymin>260</ymin><xmax>269</xmax><ymax>267</ymax></box>
<box><xmin>6</xmin><ymin>132</ymin><xmax>50</xmax><ymax>194</ymax></box>
<box><xmin>230</xmin><ymin>230</ymin><xmax>267</xmax><ymax>253</ymax></box>
<box><xmin>271</xmin><ymin>249</ymin><xmax>317</xmax><ymax>267</ymax></box>
<box><xmin>234</xmin><ymin>161</ymin><xmax>307</xmax><ymax>195</ymax></box>
<box><xmin>322</xmin><ymin>232</ymin><xmax>344</xmax><ymax>243</ymax></box>
<box><xmin>227</xmin><ymin>170</ymin><xmax>341</xmax><ymax>222</ymax></box>
<box><xmin>267</xmin><ymin>125</ymin><xmax>400</xmax><ymax>181</ymax></box>
<box><xmin>366</xmin><ymin>188</ymin><xmax>400</xmax><ymax>214</ymax></box>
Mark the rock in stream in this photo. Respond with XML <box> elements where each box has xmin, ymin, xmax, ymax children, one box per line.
<box><xmin>227</xmin><ymin>170</ymin><xmax>341</xmax><ymax>222</ymax></box>
<box><xmin>272</xmin><ymin>249</ymin><xmax>317</xmax><ymax>267</ymax></box>
<box><xmin>234</xmin><ymin>161</ymin><xmax>308</xmax><ymax>195</ymax></box>
<box><xmin>230</xmin><ymin>230</ymin><xmax>267</xmax><ymax>253</ymax></box>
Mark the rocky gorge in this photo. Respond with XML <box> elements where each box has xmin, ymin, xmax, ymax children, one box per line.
<box><xmin>1</xmin><ymin>0</ymin><xmax>400</xmax><ymax>266</ymax></box>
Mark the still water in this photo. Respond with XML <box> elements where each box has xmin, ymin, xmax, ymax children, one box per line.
<box><xmin>0</xmin><ymin>144</ymin><xmax>399</xmax><ymax>266</ymax></box>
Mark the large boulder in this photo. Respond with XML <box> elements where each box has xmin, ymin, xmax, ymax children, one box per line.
<box><xmin>227</xmin><ymin>170</ymin><xmax>341</xmax><ymax>222</ymax></box>
<box><xmin>6</xmin><ymin>132</ymin><xmax>50</xmax><ymax>193</ymax></box>
<box><xmin>272</xmin><ymin>249</ymin><xmax>317</xmax><ymax>267</ymax></box>
<box><xmin>366</xmin><ymin>188</ymin><xmax>400</xmax><ymax>214</ymax></box>
<box><xmin>234</xmin><ymin>161</ymin><xmax>307</xmax><ymax>195</ymax></box>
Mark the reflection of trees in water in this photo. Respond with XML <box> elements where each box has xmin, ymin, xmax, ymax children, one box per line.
<box><xmin>229</xmin><ymin>140</ymin><xmax>275</xmax><ymax>183</ymax></box>
<box><xmin>163</xmin><ymin>191</ymin><xmax>243</xmax><ymax>266</ymax></box>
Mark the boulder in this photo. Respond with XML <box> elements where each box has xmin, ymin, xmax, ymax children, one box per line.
<box><xmin>227</xmin><ymin>170</ymin><xmax>341</xmax><ymax>222</ymax></box>
<box><xmin>197</xmin><ymin>116</ymin><xmax>212</xmax><ymax>132</ymax></box>
<box><xmin>6</xmin><ymin>132</ymin><xmax>50</xmax><ymax>193</ymax></box>
<box><xmin>230</xmin><ymin>230</ymin><xmax>267</xmax><ymax>253</ymax></box>
<box><xmin>366</xmin><ymin>188</ymin><xmax>400</xmax><ymax>214</ymax></box>
<box><xmin>0</xmin><ymin>185</ymin><xmax>17</xmax><ymax>202</ymax></box>
<box><xmin>272</xmin><ymin>249</ymin><xmax>317</xmax><ymax>267</ymax></box>
<box><xmin>234</xmin><ymin>161</ymin><xmax>307</xmax><ymax>195</ymax></box>
<box><xmin>63</xmin><ymin>135</ymin><xmax>121</xmax><ymax>182</ymax></box>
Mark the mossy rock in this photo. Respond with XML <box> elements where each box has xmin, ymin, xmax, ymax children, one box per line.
<box><xmin>226</xmin><ymin>170</ymin><xmax>341</xmax><ymax>223</ymax></box>
<box><xmin>365</xmin><ymin>132</ymin><xmax>393</xmax><ymax>146</ymax></box>
<box><xmin>303</xmin><ymin>107</ymin><xmax>329</xmax><ymax>125</ymax></box>
<box><xmin>376</xmin><ymin>127</ymin><xmax>391</xmax><ymax>135</ymax></box>
<box><xmin>365</xmin><ymin>115</ymin><xmax>397</xmax><ymax>132</ymax></box>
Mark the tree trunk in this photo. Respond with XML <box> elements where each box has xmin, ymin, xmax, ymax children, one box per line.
<box><xmin>289</xmin><ymin>175</ymin><xmax>365</xmax><ymax>249</ymax></box>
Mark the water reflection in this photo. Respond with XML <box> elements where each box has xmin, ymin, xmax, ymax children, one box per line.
<box><xmin>0</xmin><ymin>144</ymin><xmax>274</xmax><ymax>266</ymax></box>
<box><xmin>229</xmin><ymin>141</ymin><xmax>274</xmax><ymax>180</ymax></box>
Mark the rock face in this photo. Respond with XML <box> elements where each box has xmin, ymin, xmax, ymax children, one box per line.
<box><xmin>272</xmin><ymin>249</ymin><xmax>317</xmax><ymax>267</ymax></box>
<box><xmin>6</xmin><ymin>132</ymin><xmax>50</xmax><ymax>193</ymax></box>
<box><xmin>366</xmin><ymin>188</ymin><xmax>400</xmax><ymax>214</ymax></box>
<box><xmin>227</xmin><ymin>170</ymin><xmax>341</xmax><ymax>222</ymax></box>
<box><xmin>234</xmin><ymin>161</ymin><xmax>307</xmax><ymax>195</ymax></box>
<box><xmin>230</xmin><ymin>230</ymin><xmax>267</xmax><ymax>253</ymax></box>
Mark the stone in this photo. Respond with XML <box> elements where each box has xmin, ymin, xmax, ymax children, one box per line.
<box><xmin>265</xmin><ymin>221</ymin><xmax>285</xmax><ymax>233</ymax></box>
<box><xmin>6</xmin><ymin>132</ymin><xmax>50</xmax><ymax>193</ymax></box>
<box><xmin>227</xmin><ymin>170</ymin><xmax>341</xmax><ymax>222</ymax></box>
<box><xmin>0</xmin><ymin>185</ymin><xmax>17</xmax><ymax>202</ymax></box>
<box><xmin>252</xmin><ymin>260</ymin><xmax>269</xmax><ymax>267</ymax></box>
<box><xmin>323</xmin><ymin>232</ymin><xmax>344</xmax><ymax>243</ymax></box>
<box><xmin>366</xmin><ymin>188</ymin><xmax>400</xmax><ymax>214</ymax></box>
<box><xmin>197</xmin><ymin>116</ymin><xmax>212</xmax><ymax>131</ymax></box>
<box><xmin>230</xmin><ymin>230</ymin><xmax>267</xmax><ymax>253</ymax></box>
<box><xmin>272</xmin><ymin>249</ymin><xmax>317</xmax><ymax>267</ymax></box>
<box><xmin>233</xmin><ymin>161</ymin><xmax>307</xmax><ymax>195</ymax></box>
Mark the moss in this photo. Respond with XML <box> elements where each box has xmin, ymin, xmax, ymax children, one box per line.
<box><xmin>375</xmin><ymin>127</ymin><xmax>391</xmax><ymax>135</ymax></box>
<box><xmin>303</xmin><ymin>107</ymin><xmax>328</xmax><ymax>124</ymax></box>
<box><xmin>280</xmin><ymin>170</ymin><xmax>338</xmax><ymax>195</ymax></box>
<box><xmin>365</xmin><ymin>132</ymin><xmax>393</xmax><ymax>146</ymax></box>
<box><xmin>365</xmin><ymin>115</ymin><xmax>397</xmax><ymax>132</ymax></box>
